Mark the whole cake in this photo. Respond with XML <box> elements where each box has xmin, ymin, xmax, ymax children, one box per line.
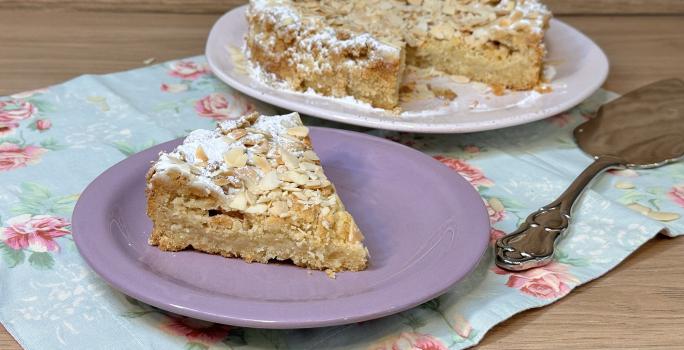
<box><xmin>245</xmin><ymin>0</ymin><xmax>552</xmax><ymax>109</ymax></box>
<box><xmin>146</xmin><ymin>112</ymin><xmax>369</xmax><ymax>272</ymax></box>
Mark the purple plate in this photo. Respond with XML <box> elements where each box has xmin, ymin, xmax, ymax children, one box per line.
<box><xmin>72</xmin><ymin>127</ymin><xmax>489</xmax><ymax>329</ymax></box>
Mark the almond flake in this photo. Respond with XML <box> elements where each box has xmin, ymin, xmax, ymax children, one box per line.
<box><xmin>258</xmin><ymin>171</ymin><xmax>280</xmax><ymax>191</ymax></box>
<box><xmin>245</xmin><ymin>203</ymin><xmax>268</xmax><ymax>214</ymax></box>
<box><xmin>224</xmin><ymin>148</ymin><xmax>247</xmax><ymax>167</ymax></box>
<box><xmin>253</xmin><ymin>154</ymin><xmax>272</xmax><ymax>172</ymax></box>
<box><xmin>284</xmin><ymin>170</ymin><xmax>308</xmax><ymax>185</ymax></box>
<box><xmin>303</xmin><ymin>150</ymin><xmax>320</xmax><ymax>161</ymax></box>
<box><xmin>195</xmin><ymin>146</ymin><xmax>208</xmax><ymax>162</ymax></box>
<box><xmin>287</xmin><ymin>126</ymin><xmax>310</xmax><ymax>138</ymax></box>
<box><xmin>279</xmin><ymin>146</ymin><xmax>300</xmax><ymax>170</ymax></box>
<box><xmin>269</xmin><ymin>201</ymin><xmax>289</xmax><ymax>216</ymax></box>
<box><xmin>228</xmin><ymin>129</ymin><xmax>247</xmax><ymax>141</ymax></box>
<box><xmin>229</xmin><ymin>191</ymin><xmax>247</xmax><ymax>211</ymax></box>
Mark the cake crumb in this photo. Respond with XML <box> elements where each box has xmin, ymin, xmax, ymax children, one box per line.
<box><xmin>143</xmin><ymin>57</ymin><xmax>156</xmax><ymax>65</ymax></box>
<box><xmin>490</xmin><ymin>84</ymin><xmax>506</xmax><ymax>96</ymax></box>
<box><xmin>325</xmin><ymin>269</ymin><xmax>337</xmax><ymax>279</ymax></box>
<box><xmin>428</xmin><ymin>84</ymin><xmax>457</xmax><ymax>101</ymax></box>
<box><xmin>534</xmin><ymin>85</ymin><xmax>553</xmax><ymax>94</ymax></box>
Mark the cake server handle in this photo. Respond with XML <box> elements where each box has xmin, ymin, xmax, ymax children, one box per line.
<box><xmin>494</xmin><ymin>155</ymin><xmax>624</xmax><ymax>271</ymax></box>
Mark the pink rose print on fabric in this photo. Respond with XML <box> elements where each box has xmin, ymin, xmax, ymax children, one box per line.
<box><xmin>485</xmin><ymin>198</ymin><xmax>505</xmax><ymax>223</ymax></box>
<box><xmin>0</xmin><ymin>214</ymin><xmax>70</xmax><ymax>252</ymax></box>
<box><xmin>493</xmin><ymin>262</ymin><xmax>579</xmax><ymax>299</ymax></box>
<box><xmin>0</xmin><ymin>143</ymin><xmax>47</xmax><ymax>171</ymax></box>
<box><xmin>0</xmin><ymin>122</ymin><xmax>18</xmax><ymax>136</ymax></box>
<box><xmin>168</xmin><ymin>60</ymin><xmax>209</xmax><ymax>80</ymax></box>
<box><xmin>370</xmin><ymin>332</ymin><xmax>447</xmax><ymax>350</ymax></box>
<box><xmin>35</xmin><ymin>119</ymin><xmax>52</xmax><ymax>131</ymax></box>
<box><xmin>195</xmin><ymin>93</ymin><xmax>231</xmax><ymax>120</ymax></box>
<box><xmin>489</xmin><ymin>228</ymin><xmax>505</xmax><ymax>246</ymax></box>
<box><xmin>10</xmin><ymin>88</ymin><xmax>48</xmax><ymax>99</ymax></box>
<box><xmin>0</xmin><ymin>99</ymin><xmax>36</xmax><ymax>122</ymax></box>
<box><xmin>160</xmin><ymin>315</ymin><xmax>231</xmax><ymax>346</ymax></box>
<box><xmin>668</xmin><ymin>185</ymin><xmax>684</xmax><ymax>208</ymax></box>
<box><xmin>0</xmin><ymin>99</ymin><xmax>36</xmax><ymax>134</ymax></box>
<box><xmin>547</xmin><ymin>113</ymin><xmax>574</xmax><ymax>127</ymax></box>
<box><xmin>195</xmin><ymin>93</ymin><xmax>254</xmax><ymax>121</ymax></box>
<box><xmin>434</xmin><ymin>155</ymin><xmax>494</xmax><ymax>188</ymax></box>
<box><xmin>160</xmin><ymin>83</ymin><xmax>189</xmax><ymax>93</ymax></box>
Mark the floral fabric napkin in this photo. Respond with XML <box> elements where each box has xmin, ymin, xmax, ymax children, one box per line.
<box><xmin>1</xmin><ymin>56</ymin><xmax>682</xmax><ymax>350</ymax></box>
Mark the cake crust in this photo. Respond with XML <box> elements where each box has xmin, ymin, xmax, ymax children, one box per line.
<box><xmin>146</xmin><ymin>112</ymin><xmax>369</xmax><ymax>272</ymax></box>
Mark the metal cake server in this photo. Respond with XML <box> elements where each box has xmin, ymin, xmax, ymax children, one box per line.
<box><xmin>495</xmin><ymin>78</ymin><xmax>684</xmax><ymax>271</ymax></box>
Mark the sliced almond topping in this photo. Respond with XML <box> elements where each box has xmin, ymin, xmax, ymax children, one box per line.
<box><xmin>245</xmin><ymin>190</ymin><xmax>257</xmax><ymax>206</ymax></box>
<box><xmin>195</xmin><ymin>146</ymin><xmax>208</xmax><ymax>162</ymax></box>
<box><xmin>320</xmin><ymin>206</ymin><xmax>331</xmax><ymax>217</ymax></box>
<box><xmin>245</xmin><ymin>203</ymin><xmax>268</xmax><ymax>214</ymax></box>
<box><xmin>258</xmin><ymin>171</ymin><xmax>280</xmax><ymax>192</ymax></box>
<box><xmin>279</xmin><ymin>146</ymin><xmax>299</xmax><ymax>170</ymax></box>
<box><xmin>227</xmin><ymin>129</ymin><xmax>247</xmax><ymax>141</ymax></box>
<box><xmin>284</xmin><ymin>170</ymin><xmax>308</xmax><ymax>185</ymax></box>
<box><xmin>287</xmin><ymin>126</ymin><xmax>309</xmax><ymax>138</ymax></box>
<box><xmin>229</xmin><ymin>191</ymin><xmax>247</xmax><ymax>211</ymax></box>
<box><xmin>299</xmin><ymin>161</ymin><xmax>318</xmax><ymax>172</ymax></box>
<box><xmin>224</xmin><ymin>148</ymin><xmax>247</xmax><ymax>168</ymax></box>
<box><xmin>253</xmin><ymin>154</ymin><xmax>272</xmax><ymax>172</ymax></box>
<box><xmin>348</xmin><ymin>225</ymin><xmax>364</xmax><ymax>242</ymax></box>
<box><xmin>302</xmin><ymin>150</ymin><xmax>320</xmax><ymax>161</ymax></box>
<box><xmin>269</xmin><ymin>200</ymin><xmax>289</xmax><ymax>216</ymax></box>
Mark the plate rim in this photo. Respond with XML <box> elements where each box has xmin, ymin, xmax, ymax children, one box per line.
<box><xmin>72</xmin><ymin>127</ymin><xmax>490</xmax><ymax>329</ymax></box>
<box><xmin>205</xmin><ymin>5</ymin><xmax>609</xmax><ymax>133</ymax></box>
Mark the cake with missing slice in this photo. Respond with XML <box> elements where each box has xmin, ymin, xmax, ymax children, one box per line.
<box><xmin>245</xmin><ymin>0</ymin><xmax>551</xmax><ymax>109</ymax></box>
<box><xmin>146</xmin><ymin>112</ymin><xmax>369</xmax><ymax>272</ymax></box>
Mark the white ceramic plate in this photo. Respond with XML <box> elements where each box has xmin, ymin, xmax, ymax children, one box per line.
<box><xmin>206</xmin><ymin>6</ymin><xmax>609</xmax><ymax>133</ymax></box>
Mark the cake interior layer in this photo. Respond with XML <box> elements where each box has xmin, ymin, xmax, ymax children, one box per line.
<box><xmin>407</xmin><ymin>37</ymin><xmax>544</xmax><ymax>90</ymax></box>
<box><xmin>147</xmin><ymin>184</ymin><xmax>368</xmax><ymax>272</ymax></box>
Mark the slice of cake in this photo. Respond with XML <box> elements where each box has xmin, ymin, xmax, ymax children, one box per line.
<box><xmin>245</xmin><ymin>0</ymin><xmax>551</xmax><ymax>109</ymax></box>
<box><xmin>146</xmin><ymin>112</ymin><xmax>369</xmax><ymax>272</ymax></box>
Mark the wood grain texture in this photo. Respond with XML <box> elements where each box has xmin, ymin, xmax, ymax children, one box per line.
<box><xmin>1</xmin><ymin>9</ymin><xmax>684</xmax><ymax>350</ymax></box>
<box><xmin>0</xmin><ymin>0</ymin><xmax>683</xmax><ymax>15</ymax></box>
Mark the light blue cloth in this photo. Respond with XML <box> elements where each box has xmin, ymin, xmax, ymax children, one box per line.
<box><xmin>1</xmin><ymin>57</ymin><xmax>682</xmax><ymax>350</ymax></box>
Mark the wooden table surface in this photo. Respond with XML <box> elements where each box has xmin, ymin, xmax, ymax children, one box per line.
<box><xmin>2</xmin><ymin>7</ymin><xmax>684</xmax><ymax>350</ymax></box>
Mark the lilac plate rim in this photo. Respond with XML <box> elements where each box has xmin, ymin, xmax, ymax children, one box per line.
<box><xmin>72</xmin><ymin>127</ymin><xmax>490</xmax><ymax>329</ymax></box>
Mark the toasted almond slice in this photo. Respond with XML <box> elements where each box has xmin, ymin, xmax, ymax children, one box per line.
<box><xmin>258</xmin><ymin>171</ymin><xmax>280</xmax><ymax>192</ymax></box>
<box><xmin>303</xmin><ymin>150</ymin><xmax>320</xmax><ymax>161</ymax></box>
<box><xmin>253</xmin><ymin>154</ymin><xmax>272</xmax><ymax>172</ymax></box>
<box><xmin>279</xmin><ymin>146</ymin><xmax>299</xmax><ymax>170</ymax></box>
<box><xmin>245</xmin><ymin>203</ymin><xmax>268</xmax><ymax>214</ymax></box>
<box><xmin>228</xmin><ymin>129</ymin><xmax>247</xmax><ymax>141</ymax></box>
<box><xmin>195</xmin><ymin>146</ymin><xmax>208</xmax><ymax>162</ymax></box>
<box><xmin>224</xmin><ymin>148</ymin><xmax>247</xmax><ymax>167</ymax></box>
<box><xmin>287</xmin><ymin>126</ymin><xmax>310</xmax><ymax>138</ymax></box>
<box><xmin>285</xmin><ymin>170</ymin><xmax>308</xmax><ymax>185</ymax></box>
<box><xmin>269</xmin><ymin>201</ymin><xmax>289</xmax><ymax>216</ymax></box>
<box><xmin>229</xmin><ymin>191</ymin><xmax>247</xmax><ymax>211</ymax></box>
